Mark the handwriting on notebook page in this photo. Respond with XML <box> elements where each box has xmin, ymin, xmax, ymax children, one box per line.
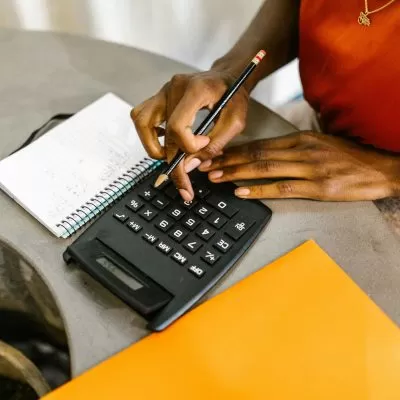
<box><xmin>0</xmin><ymin>93</ymin><xmax>149</xmax><ymax>236</ymax></box>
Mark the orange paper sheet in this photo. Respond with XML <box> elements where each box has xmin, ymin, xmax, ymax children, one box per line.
<box><xmin>43</xmin><ymin>240</ymin><xmax>400</xmax><ymax>399</ymax></box>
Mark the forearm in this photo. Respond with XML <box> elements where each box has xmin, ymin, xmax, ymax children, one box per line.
<box><xmin>212</xmin><ymin>0</ymin><xmax>301</xmax><ymax>92</ymax></box>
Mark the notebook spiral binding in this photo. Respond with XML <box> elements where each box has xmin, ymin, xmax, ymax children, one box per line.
<box><xmin>56</xmin><ymin>157</ymin><xmax>162</xmax><ymax>238</ymax></box>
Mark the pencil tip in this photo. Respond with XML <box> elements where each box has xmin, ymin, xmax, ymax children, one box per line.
<box><xmin>154</xmin><ymin>174</ymin><xmax>169</xmax><ymax>188</ymax></box>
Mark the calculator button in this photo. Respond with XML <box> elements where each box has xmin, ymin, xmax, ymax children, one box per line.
<box><xmin>168</xmin><ymin>207</ymin><xmax>185</xmax><ymax>220</ymax></box>
<box><xmin>113</xmin><ymin>212</ymin><xmax>128</xmax><ymax>223</ymax></box>
<box><xmin>154</xmin><ymin>217</ymin><xmax>174</xmax><ymax>232</ymax></box>
<box><xmin>164</xmin><ymin>185</ymin><xmax>179</xmax><ymax>199</ymax></box>
<box><xmin>194</xmin><ymin>186</ymin><xmax>210</xmax><ymax>199</ymax></box>
<box><xmin>205</xmin><ymin>195</ymin><xmax>238</xmax><ymax>217</ymax></box>
<box><xmin>126</xmin><ymin>220</ymin><xmax>142</xmax><ymax>233</ymax></box>
<box><xmin>151</xmin><ymin>196</ymin><xmax>169</xmax><ymax>210</ymax></box>
<box><xmin>200</xmin><ymin>249</ymin><xmax>220</xmax><ymax>265</ymax></box>
<box><xmin>182</xmin><ymin>215</ymin><xmax>201</xmax><ymax>231</ymax></box>
<box><xmin>126</xmin><ymin>197</ymin><xmax>143</xmax><ymax>212</ymax></box>
<box><xmin>169</xmin><ymin>227</ymin><xmax>189</xmax><ymax>243</ymax></box>
<box><xmin>194</xmin><ymin>204</ymin><xmax>212</xmax><ymax>219</ymax></box>
<box><xmin>212</xmin><ymin>236</ymin><xmax>233</xmax><ymax>253</ymax></box>
<box><xmin>156</xmin><ymin>240</ymin><xmax>173</xmax><ymax>255</ymax></box>
<box><xmin>183</xmin><ymin>238</ymin><xmax>203</xmax><ymax>254</ymax></box>
<box><xmin>188</xmin><ymin>265</ymin><xmax>205</xmax><ymax>278</ymax></box>
<box><xmin>142</xmin><ymin>232</ymin><xmax>158</xmax><ymax>244</ymax></box>
<box><xmin>179</xmin><ymin>199</ymin><xmax>197</xmax><ymax>210</ymax></box>
<box><xmin>196</xmin><ymin>225</ymin><xmax>216</xmax><ymax>241</ymax></box>
<box><xmin>138</xmin><ymin>207</ymin><xmax>158</xmax><ymax>221</ymax></box>
<box><xmin>171</xmin><ymin>251</ymin><xmax>188</xmax><ymax>265</ymax></box>
<box><xmin>138</xmin><ymin>187</ymin><xmax>157</xmax><ymax>201</ymax></box>
<box><xmin>208</xmin><ymin>213</ymin><xmax>228</xmax><ymax>229</ymax></box>
<box><xmin>225</xmin><ymin>215</ymin><xmax>255</xmax><ymax>240</ymax></box>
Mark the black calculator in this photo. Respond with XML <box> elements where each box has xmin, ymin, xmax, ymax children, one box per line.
<box><xmin>63</xmin><ymin>164</ymin><xmax>272</xmax><ymax>331</ymax></box>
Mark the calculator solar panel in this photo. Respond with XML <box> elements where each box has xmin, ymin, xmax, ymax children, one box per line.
<box><xmin>64</xmin><ymin>164</ymin><xmax>272</xmax><ymax>331</ymax></box>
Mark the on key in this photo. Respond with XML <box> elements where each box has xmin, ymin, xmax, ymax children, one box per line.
<box><xmin>188</xmin><ymin>264</ymin><xmax>205</xmax><ymax>278</ymax></box>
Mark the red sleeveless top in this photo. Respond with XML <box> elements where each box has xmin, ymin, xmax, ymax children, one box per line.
<box><xmin>299</xmin><ymin>0</ymin><xmax>400</xmax><ymax>151</ymax></box>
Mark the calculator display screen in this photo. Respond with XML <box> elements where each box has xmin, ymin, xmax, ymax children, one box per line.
<box><xmin>96</xmin><ymin>256</ymin><xmax>143</xmax><ymax>291</ymax></box>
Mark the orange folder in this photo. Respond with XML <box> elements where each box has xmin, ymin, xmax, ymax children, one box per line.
<box><xmin>43</xmin><ymin>240</ymin><xmax>400</xmax><ymax>400</ymax></box>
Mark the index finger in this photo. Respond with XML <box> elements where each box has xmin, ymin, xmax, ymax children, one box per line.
<box><xmin>131</xmin><ymin>93</ymin><xmax>167</xmax><ymax>160</ymax></box>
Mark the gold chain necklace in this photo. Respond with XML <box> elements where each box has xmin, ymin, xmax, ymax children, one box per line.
<box><xmin>358</xmin><ymin>0</ymin><xmax>397</xmax><ymax>26</ymax></box>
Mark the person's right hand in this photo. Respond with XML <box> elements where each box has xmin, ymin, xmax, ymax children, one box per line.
<box><xmin>130</xmin><ymin>70</ymin><xmax>250</xmax><ymax>201</ymax></box>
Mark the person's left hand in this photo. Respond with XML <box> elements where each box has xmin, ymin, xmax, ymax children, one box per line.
<box><xmin>198</xmin><ymin>131</ymin><xmax>400</xmax><ymax>201</ymax></box>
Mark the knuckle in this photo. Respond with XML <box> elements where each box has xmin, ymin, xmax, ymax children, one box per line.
<box><xmin>170</xmin><ymin>74</ymin><xmax>187</xmax><ymax>87</ymax></box>
<box><xmin>149</xmin><ymin>149</ymin><xmax>164</xmax><ymax>160</ymax></box>
<box><xmin>321</xmin><ymin>179</ymin><xmax>340</xmax><ymax>198</ymax></box>
<box><xmin>314</xmin><ymin>148</ymin><xmax>333</xmax><ymax>160</ymax></box>
<box><xmin>251</xmin><ymin>186</ymin><xmax>263</xmax><ymax>197</ymax></box>
<box><xmin>188</xmin><ymin>78</ymin><xmax>210</xmax><ymax>95</ymax></box>
<box><xmin>132</xmin><ymin>112</ymin><xmax>148</xmax><ymax>129</ymax></box>
<box><xmin>167</xmin><ymin>118</ymin><xmax>180</xmax><ymax>135</ymax></box>
<box><xmin>277</xmin><ymin>182</ymin><xmax>295</xmax><ymax>196</ymax></box>
<box><xmin>250</xmin><ymin>148</ymin><xmax>266</xmax><ymax>162</ymax></box>
<box><xmin>304</xmin><ymin>149</ymin><xmax>319</xmax><ymax>160</ymax></box>
<box><xmin>300</xmin><ymin>131</ymin><xmax>320</xmax><ymax>143</ymax></box>
<box><xmin>258</xmin><ymin>160</ymin><xmax>279</xmax><ymax>172</ymax></box>
<box><xmin>230</xmin><ymin>115</ymin><xmax>246</xmax><ymax>134</ymax></box>
<box><xmin>130</xmin><ymin>107</ymin><xmax>140</xmax><ymax>121</ymax></box>
<box><xmin>203</xmin><ymin>141</ymin><xmax>223</xmax><ymax>158</ymax></box>
<box><xmin>315</xmin><ymin>161</ymin><xmax>337</xmax><ymax>179</ymax></box>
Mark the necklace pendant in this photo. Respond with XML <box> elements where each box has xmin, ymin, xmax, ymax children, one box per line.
<box><xmin>358</xmin><ymin>11</ymin><xmax>371</xmax><ymax>26</ymax></box>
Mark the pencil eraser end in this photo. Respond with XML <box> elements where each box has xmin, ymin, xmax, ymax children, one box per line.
<box><xmin>252</xmin><ymin>50</ymin><xmax>267</xmax><ymax>65</ymax></box>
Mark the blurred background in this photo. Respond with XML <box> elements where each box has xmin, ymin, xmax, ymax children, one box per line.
<box><xmin>0</xmin><ymin>0</ymin><xmax>302</xmax><ymax>109</ymax></box>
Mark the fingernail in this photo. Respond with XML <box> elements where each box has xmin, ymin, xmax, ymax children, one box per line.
<box><xmin>235</xmin><ymin>187</ymin><xmax>250</xmax><ymax>197</ymax></box>
<box><xmin>179</xmin><ymin>189</ymin><xmax>193</xmax><ymax>202</ymax></box>
<box><xmin>199</xmin><ymin>159</ymin><xmax>212</xmax><ymax>170</ymax></box>
<box><xmin>209</xmin><ymin>170</ymin><xmax>223</xmax><ymax>180</ymax></box>
<box><xmin>185</xmin><ymin>158</ymin><xmax>201</xmax><ymax>173</ymax></box>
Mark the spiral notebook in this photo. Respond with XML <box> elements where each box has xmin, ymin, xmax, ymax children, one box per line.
<box><xmin>0</xmin><ymin>93</ymin><xmax>161</xmax><ymax>238</ymax></box>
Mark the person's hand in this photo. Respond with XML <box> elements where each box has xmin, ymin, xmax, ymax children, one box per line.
<box><xmin>130</xmin><ymin>70</ymin><xmax>249</xmax><ymax>201</ymax></box>
<box><xmin>199</xmin><ymin>131</ymin><xmax>400</xmax><ymax>201</ymax></box>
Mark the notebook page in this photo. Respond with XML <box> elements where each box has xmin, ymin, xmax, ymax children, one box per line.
<box><xmin>0</xmin><ymin>93</ymin><xmax>150</xmax><ymax>237</ymax></box>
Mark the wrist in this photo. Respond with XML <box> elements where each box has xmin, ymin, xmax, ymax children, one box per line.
<box><xmin>391</xmin><ymin>176</ymin><xmax>400</xmax><ymax>197</ymax></box>
<box><xmin>385</xmin><ymin>157</ymin><xmax>400</xmax><ymax>196</ymax></box>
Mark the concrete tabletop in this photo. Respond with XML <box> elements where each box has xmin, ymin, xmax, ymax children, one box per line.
<box><xmin>0</xmin><ymin>28</ymin><xmax>399</xmax><ymax>377</ymax></box>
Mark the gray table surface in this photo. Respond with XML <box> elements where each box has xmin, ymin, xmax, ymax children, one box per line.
<box><xmin>0</xmin><ymin>28</ymin><xmax>399</xmax><ymax>377</ymax></box>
